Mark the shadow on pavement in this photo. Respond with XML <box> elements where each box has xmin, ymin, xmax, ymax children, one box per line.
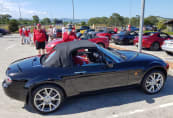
<box><xmin>25</xmin><ymin>74</ymin><xmax>173</xmax><ymax>116</ymax></box>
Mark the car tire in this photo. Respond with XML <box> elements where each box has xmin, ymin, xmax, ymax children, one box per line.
<box><xmin>97</xmin><ymin>43</ymin><xmax>105</xmax><ymax>48</ymax></box>
<box><xmin>150</xmin><ymin>42</ymin><xmax>160</xmax><ymax>51</ymax></box>
<box><xmin>31</xmin><ymin>84</ymin><xmax>65</xmax><ymax>114</ymax></box>
<box><xmin>141</xmin><ymin>70</ymin><xmax>166</xmax><ymax>94</ymax></box>
<box><xmin>166</xmin><ymin>51</ymin><xmax>173</xmax><ymax>56</ymax></box>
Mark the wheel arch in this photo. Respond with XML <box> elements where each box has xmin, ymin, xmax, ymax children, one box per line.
<box><xmin>140</xmin><ymin>66</ymin><xmax>167</xmax><ymax>85</ymax></box>
<box><xmin>25</xmin><ymin>81</ymin><xmax>67</xmax><ymax>104</ymax></box>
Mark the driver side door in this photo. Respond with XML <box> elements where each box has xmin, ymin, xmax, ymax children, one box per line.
<box><xmin>70</xmin><ymin>60</ymin><xmax>128</xmax><ymax>93</ymax></box>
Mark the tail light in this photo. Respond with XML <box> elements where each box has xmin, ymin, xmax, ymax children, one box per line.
<box><xmin>166</xmin><ymin>63</ymin><xmax>169</xmax><ymax>70</ymax></box>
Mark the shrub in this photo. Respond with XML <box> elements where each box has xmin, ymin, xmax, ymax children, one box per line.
<box><xmin>8</xmin><ymin>19</ymin><xmax>19</xmax><ymax>32</ymax></box>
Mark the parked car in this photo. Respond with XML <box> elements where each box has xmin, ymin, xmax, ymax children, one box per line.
<box><xmin>0</xmin><ymin>28</ymin><xmax>9</xmax><ymax>35</ymax></box>
<box><xmin>96</xmin><ymin>30</ymin><xmax>117</xmax><ymax>40</ymax></box>
<box><xmin>46</xmin><ymin>32</ymin><xmax>109</xmax><ymax>53</ymax></box>
<box><xmin>3</xmin><ymin>40</ymin><xmax>169</xmax><ymax>114</ymax></box>
<box><xmin>134</xmin><ymin>32</ymin><xmax>171</xmax><ymax>51</ymax></box>
<box><xmin>76</xmin><ymin>26</ymin><xmax>90</xmax><ymax>34</ymax></box>
<box><xmin>56</xmin><ymin>29</ymin><xmax>62</xmax><ymax>38</ymax></box>
<box><xmin>112</xmin><ymin>31</ymin><xmax>138</xmax><ymax>45</ymax></box>
<box><xmin>126</xmin><ymin>26</ymin><xmax>139</xmax><ymax>32</ymax></box>
<box><xmin>162</xmin><ymin>39</ymin><xmax>173</xmax><ymax>56</ymax></box>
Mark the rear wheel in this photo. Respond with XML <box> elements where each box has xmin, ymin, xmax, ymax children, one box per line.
<box><xmin>141</xmin><ymin>70</ymin><xmax>165</xmax><ymax>94</ymax></box>
<box><xmin>31</xmin><ymin>85</ymin><xmax>64</xmax><ymax>114</ymax></box>
<box><xmin>150</xmin><ymin>42</ymin><xmax>160</xmax><ymax>51</ymax></box>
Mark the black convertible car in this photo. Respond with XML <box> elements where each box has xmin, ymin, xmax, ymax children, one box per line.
<box><xmin>112</xmin><ymin>31</ymin><xmax>138</xmax><ymax>45</ymax></box>
<box><xmin>3</xmin><ymin>40</ymin><xmax>169</xmax><ymax>114</ymax></box>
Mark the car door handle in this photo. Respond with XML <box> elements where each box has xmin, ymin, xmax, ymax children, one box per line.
<box><xmin>74</xmin><ymin>71</ymin><xmax>86</xmax><ymax>75</ymax></box>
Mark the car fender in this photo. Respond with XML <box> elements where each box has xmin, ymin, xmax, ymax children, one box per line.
<box><xmin>24</xmin><ymin>76</ymin><xmax>64</xmax><ymax>90</ymax></box>
<box><xmin>25</xmin><ymin>76</ymin><xmax>79</xmax><ymax>97</ymax></box>
<box><xmin>141</xmin><ymin>61</ymin><xmax>167</xmax><ymax>83</ymax></box>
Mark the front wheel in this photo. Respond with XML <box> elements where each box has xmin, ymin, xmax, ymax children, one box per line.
<box><xmin>141</xmin><ymin>70</ymin><xmax>166</xmax><ymax>94</ymax></box>
<box><xmin>31</xmin><ymin>85</ymin><xmax>64</xmax><ymax>114</ymax></box>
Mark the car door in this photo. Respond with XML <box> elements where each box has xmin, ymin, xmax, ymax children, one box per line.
<box><xmin>70</xmin><ymin>57</ymin><xmax>128</xmax><ymax>93</ymax></box>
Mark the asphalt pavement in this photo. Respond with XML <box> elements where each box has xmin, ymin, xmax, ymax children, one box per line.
<box><xmin>0</xmin><ymin>34</ymin><xmax>173</xmax><ymax>118</ymax></box>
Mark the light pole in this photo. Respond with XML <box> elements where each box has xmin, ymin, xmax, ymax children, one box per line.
<box><xmin>138</xmin><ymin>0</ymin><xmax>145</xmax><ymax>52</ymax></box>
<box><xmin>72</xmin><ymin>0</ymin><xmax>75</xmax><ymax>24</ymax></box>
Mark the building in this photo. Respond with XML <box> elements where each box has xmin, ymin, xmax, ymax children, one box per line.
<box><xmin>164</xmin><ymin>20</ymin><xmax>173</xmax><ymax>32</ymax></box>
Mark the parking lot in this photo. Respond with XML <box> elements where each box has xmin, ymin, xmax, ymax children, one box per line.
<box><xmin>1</xmin><ymin>34</ymin><xmax>173</xmax><ymax>118</ymax></box>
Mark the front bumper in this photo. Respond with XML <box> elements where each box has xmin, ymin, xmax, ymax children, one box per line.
<box><xmin>2</xmin><ymin>80</ymin><xmax>28</xmax><ymax>102</ymax></box>
<box><xmin>162</xmin><ymin>45</ymin><xmax>173</xmax><ymax>52</ymax></box>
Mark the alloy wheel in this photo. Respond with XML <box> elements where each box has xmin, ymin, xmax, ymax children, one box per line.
<box><xmin>33</xmin><ymin>88</ymin><xmax>61</xmax><ymax>113</ymax></box>
<box><xmin>144</xmin><ymin>72</ymin><xmax>164</xmax><ymax>93</ymax></box>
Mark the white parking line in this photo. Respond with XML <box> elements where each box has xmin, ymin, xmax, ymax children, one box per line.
<box><xmin>107</xmin><ymin>102</ymin><xmax>173</xmax><ymax>118</ymax></box>
<box><xmin>5</xmin><ymin>44</ymin><xmax>17</xmax><ymax>51</ymax></box>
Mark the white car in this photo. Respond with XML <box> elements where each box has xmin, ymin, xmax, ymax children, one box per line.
<box><xmin>162</xmin><ymin>39</ymin><xmax>173</xmax><ymax>56</ymax></box>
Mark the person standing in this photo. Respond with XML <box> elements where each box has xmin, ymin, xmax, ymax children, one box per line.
<box><xmin>63</xmin><ymin>24</ymin><xmax>77</xmax><ymax>42</ymax></box>
<box><xmin>52</xmin><ymin>25</ymin><xmax>57</xmax><ymax>40</ymax></box>
<box><xmin>24</xmin><ymin>28</ymin><xmax>30</xmax><ymax>44</ymax></box>
<box><xmin>33</xmin><ymin>24</ymin><xmax>47</xmax><ymax>55</ymax></box>
<box><xmin>19</xmin><ymin>26</ymin><xmax>24</xmax><ymax>45</ymax></box>
<box><xmin>48</xmin><ymin>25</ymin><xmax>53</xmax><ymax>41</ymax></box>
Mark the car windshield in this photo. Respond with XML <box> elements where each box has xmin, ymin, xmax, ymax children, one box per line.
<box><xmin>143</xmin><ymin>32</ymin><xmax>155</xmax><ymax>36</ymax></box>
<box><xmin>98</xmin><ymin>46</ymin><xmax>126</xmax><ymax>63</ymax></box>
<box><xmin>44</xmin><ymin>51</ymin><xmax>56</xmax><ymax>63</ymax></box>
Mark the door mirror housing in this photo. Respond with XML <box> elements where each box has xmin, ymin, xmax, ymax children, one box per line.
<box><xmin>105</xmin><ymin>60</ymin><xmax>114</xmax><ymax>68</ymax></box>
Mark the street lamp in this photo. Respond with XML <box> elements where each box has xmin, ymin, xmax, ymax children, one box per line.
<box><xmin>72</xmin><ymin>0</ymin><xmax>75</xmax><ymax>23</ymax></box>
<box><xmin>138</xmin><ymin>0</ymin><xmax>145</xmax><ymax>52</ymax></box>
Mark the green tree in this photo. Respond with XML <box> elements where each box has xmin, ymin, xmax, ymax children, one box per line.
<box><xmin>144</xmin><ymin>16</ymin><xmax>158</xmax><ymax>26</ymax></box>
<box><xmin>81</xmin><ymin>21</ymin><xmax>87</xmax><ymax>26</ymax></box>
<box><xmin>0</xmin><ymin>14</ymin><xmax>12</xmax><ymax>24</ymax></box>
<box><xmin>157</xmin><ymin>20</ymin><xmax>166</xmax><ymax>30</ymax></box>
<box><xmin>53</xmin><ymin>18</ymin><xmax>58</xmax><ymax>24</ymax></box>
<box><xmin>41</xmin><ymin>17</ymin><xmax>51</xmax><ymax>25</ymax></box>
<box><xmin>8</xmin><ymin>19</ymin><xmax>19</xmax><ymax>32</ymax></box>
<box><xmin>32</xmin><ymin>15</ymin><xmax>39</xmax><ymax>24</ymax></box>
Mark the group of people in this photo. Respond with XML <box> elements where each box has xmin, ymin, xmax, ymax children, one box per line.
<box><xmin>19</xmin><ymin>24</ymin><xmax>78</xmax><ymax>56</ymax></box>
<box><xmin>19</xmin><ymin>26</ymin><xmax>32</xmax><ymax>45</ymax></box>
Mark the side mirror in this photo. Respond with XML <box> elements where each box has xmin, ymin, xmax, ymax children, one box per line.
<box><xmin>105</xmin><ymin>60</ymin><xmax>114</xmax><ymax>68</ymax></box>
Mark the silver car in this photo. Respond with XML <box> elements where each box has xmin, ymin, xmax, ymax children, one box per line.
<box><xmin>162</xmin><ymin>39</ymin><xmax>173</xmax><ymax>56</ymax></box>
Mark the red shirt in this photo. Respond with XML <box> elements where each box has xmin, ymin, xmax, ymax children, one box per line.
<box><xmin>63</xmin><ymin>32</ymin><xmax>77</xmax><ymax>42</ymax></box>
<box><xmin>114</xmin><ymin>28</ymin><xmax>118</xmax><ymax>33</ymax></box>
<box><xmin>33</xmin><ymin>29</ymin><xmax>46</xmax><ymax>43</ymax></box>
<box><xmin>19</xmin><ymin>28</ymin><xmax>23</xmax><ymax>36</ymax></box>
<box><xmin>24</xmin><ymin>30</ymin><xmax>29</xmax><ymax>37</ymax></box>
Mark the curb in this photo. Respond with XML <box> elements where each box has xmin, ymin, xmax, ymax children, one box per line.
<box><xmin>110</xmin><ymin>44</ymin><xmax>173</xmax><ymax>69</ymax></box>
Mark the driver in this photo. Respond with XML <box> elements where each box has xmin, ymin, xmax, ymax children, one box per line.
<box><xmin>63</xmin><ymin>24</ymin><xmax>77</xmax><ymax>42</ymax></box>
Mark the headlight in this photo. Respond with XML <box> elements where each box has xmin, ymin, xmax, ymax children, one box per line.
<box><xmin>5</xmin><ymin>76</ymin><xmax>12</xmax><ymax>85</ymax></box>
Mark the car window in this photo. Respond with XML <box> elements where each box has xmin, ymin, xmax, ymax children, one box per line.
<box><xmin>159</xmin><ymin>33</ymin><xmax>168</xmax><ymax>38</ymax></box>
<box><xmin>143</xmin><ymin>32</ymin><xmax>155</xmax><ymax>36</ymax></box>
<box><xmin>71</xmin><ymin>48</ymin><xmax>104</xmax><ymax>66</ymax></box>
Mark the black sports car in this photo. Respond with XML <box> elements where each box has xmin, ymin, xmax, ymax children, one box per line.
<box><xmin>112</xmin><ymin>31</ymin><xmax>138</xmax><ymax>45</ymax></box>
<box><xmin>3</xmin><ymin>40</ymin><xmax>169</xmax><ymax>114</ymax></box>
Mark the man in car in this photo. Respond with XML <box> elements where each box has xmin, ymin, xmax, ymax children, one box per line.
<box><xmin>33</xmin><ymin>24</ymin><xmax>47</xmax><ymax>55</ymax></box>
<box><xmin>63</xmin><ymin>24</ymin><xmax>77</xmax><ymax>42</ymax></box>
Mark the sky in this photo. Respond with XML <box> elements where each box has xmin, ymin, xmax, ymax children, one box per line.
<box><xmin>0</xmin><ymin>0</ymin><xmax>172</xmax><ymax>19</ymax></box>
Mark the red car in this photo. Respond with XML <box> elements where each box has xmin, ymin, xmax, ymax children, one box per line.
<box><xmin>96</xmin><ymin>30</ymin><xmax>117</xmax><ymax>40</ymax></box>
<box><xmin>134</xmin><ymin>32</ymin><xmax>171</xmax><ymax>51</ymax></box>
<box><xmin>46</xmin><ymin>32</ymin><xmax>109</xmax><ymax>53</ymax></box>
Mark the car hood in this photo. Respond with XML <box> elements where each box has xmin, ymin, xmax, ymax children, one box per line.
<box><xmin>46</xmin><ymin>38</ymin><xmax>64</xmax><ymax>47</ymax></box>
<box><xmin>117</xmin><ymin>50</ymin><xmax>163</xmax><ymax>62</ymax></box>
<box><xmin>7</xmin><ymin>56</ymin><xmax>41</xmax><ymax>75</ymax></box>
